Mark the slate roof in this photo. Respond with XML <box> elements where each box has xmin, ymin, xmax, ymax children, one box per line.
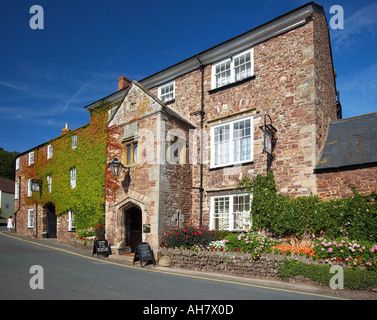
<box><xmin>0</xmin><ymin>178</ymin><xmax>15</xmax><ymax>194</ymax></box>
<box><xmin>316</xmin><ymin>112</ymin><xmax>377</xmax><ymax>170</ymax></box>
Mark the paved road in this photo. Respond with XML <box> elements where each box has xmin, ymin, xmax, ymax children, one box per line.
<box><xmin>0</xmin><ymin>228</ymin><xmax>348</xmax><ymax>303</ymax></box>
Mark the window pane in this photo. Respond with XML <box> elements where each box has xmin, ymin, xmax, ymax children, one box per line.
<box><xmin>233</xmin><ymin>119</ymin><xmax>252</xmax><ymax>162</ymax></box>
<box><xmin>70</xmin><ymin>168</ymin><xmax>76</xmax><ymax>188</ymax></box>
<box><xmin>160</xmin><ymin>82</ymin><xmax>174</xmax><ymax>102</ymax></box>
<box><xmin>232</xmin><ymin>195</ymin><xmax>250</xmax><ymax>230</ymax></box>
<box><xmin>213</xmin><ymin>197</ymin><xmax>229</xmax><ymax>230</ymax></box>
<box><xmin>214</xmin><ymin>125</ymin><xmax>230</xmax><ymax>166</ymax></box>
<box><xmin>215</xmin><ymin>60</ymin><xmax>231</xmax><ymax>88</ymax></box>
<box><xmin>234</xmin><ymin>52</ymin><xmax>252</xmax><ymax>82</ymax></box>
<box><xmin>127</xmin><ymin>145</ymin><xmax>132</xmax><ymax>165</ymax></box>
<box><xmin>133</xmin><ymin>143</ymin><xmax>138</xmax><ymax>164</ymax></box>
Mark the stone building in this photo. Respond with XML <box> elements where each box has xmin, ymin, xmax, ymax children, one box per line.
<box><xmin>85</xmin><ymin>2</ymin><xmax>341</xmax><ymax>252</ymax></box>
<box><xmin>15</xmin><ymin>3</ymin><xmax>375</xmax><ymax>252</ymax></box>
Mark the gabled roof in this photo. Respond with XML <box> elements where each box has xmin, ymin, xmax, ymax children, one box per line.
<box><xmin>316</xmin><ymin>112</ymin><xmax>377</xmax><ymax>170</ymax></box>
<box><xmin>0</xmin><ymin>178</ymin><xmax>15</xmax><ymax>194</ymax></box>
<box><xmin>85</xmin><ymin>1</ymin><xmax>321</xmax><ymax>111</ymax></box>
<box><xmin>108</xmin><ymin>81</ymin><xmax>195</xmax><ymax>128</ymax></box>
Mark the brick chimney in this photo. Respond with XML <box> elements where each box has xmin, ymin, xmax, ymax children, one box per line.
<box><xmin>118</xmin><ymin>76</ymin><xmax>132</xmax><ymax>91</ymax></box>
<box><xmin>61</xmin><ymin>123</ymin><xmax>70</xmax><ymax>135</ymax></box>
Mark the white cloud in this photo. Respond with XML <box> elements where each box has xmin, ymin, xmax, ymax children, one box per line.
<box><xmin>330</xmin><ymin>3</ymin><xmax>377</xmax><ymax>51</ymax></box>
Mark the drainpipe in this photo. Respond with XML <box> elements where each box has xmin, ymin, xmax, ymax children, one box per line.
<box><xmin>192</xmin><ymin>55</ymin><xmax>205</xmax><ymax>226</ymax></box>
<box><xmin>14</xmin><ymin>175</ymin><xmax>21</xmax><ymax>233</ymax></box>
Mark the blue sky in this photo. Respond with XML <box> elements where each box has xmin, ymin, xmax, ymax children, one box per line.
<box><xmin>0</xmin><ymin>0</ymin><xmax>376</xmax><ymax>153</ymax></box>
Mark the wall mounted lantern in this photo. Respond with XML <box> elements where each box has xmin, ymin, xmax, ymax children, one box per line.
<box><xmin>108</xmin><ymin>158</ymin><xmax>129</xmax><ymax>177</ymax></box>
<box><xmin>259</xmin><ymin>114</ymin><xmax>277</xmax><ymax>156</ymax></box>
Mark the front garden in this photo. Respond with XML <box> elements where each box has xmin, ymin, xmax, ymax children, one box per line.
<box><xmin>159</xmin><ymin>171</ymin><xmax>377</xmax><ymax>291</ymax></box>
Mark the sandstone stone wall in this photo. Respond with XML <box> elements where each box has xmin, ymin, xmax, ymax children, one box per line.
<box><xmin>316</xmin><ymin>165</ymin><xmax>377</xmax><ymax>201</ymax></box>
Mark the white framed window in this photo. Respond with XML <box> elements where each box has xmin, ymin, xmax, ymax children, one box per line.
<box><xmin>108</xmin><ymin>106</ymin><xmax>117</xmax><ymax>119</ymax></box>
<box><xmin>68</xmin><ymin>210</ymin><xmax>75</xmax><ymax>231</ymax></box>
<box><xmin>28</xmin><ymin>179</ymin><xmax>32</xmax><ymax>197</ymax></box>
<box><xmin>211</xmin><ymin>48</ymin><xmax>254</xmax><ymax>89</ymax></box>
<box><xmin>72</xmin><ymin>135</ymin><xmax>77</xmax><ymax>149</ymax></box>
<box><xmin>210</xmin><ymin>193</ymin><xmax>252</xmax><ymax>231</ymax></box>
<box><xmin>29</xmin><ymin>151</ymin><xmax>34</xmax><ymax>165</ymax></box>
<box><xmin>47</xmin><ymin>175</ymin><xmax>52</xmax><ymax>193</ymax></box>
<box><xmin>16</xmin><ymin>158</ymin><xmax>19</xmax><ymax>171</ymax></box>
<box><xmin>47</xmin><ymin>145</ymin><xmax>53</xmax><ymax>159</ymax></box>
<box><xmin>210</xmin><ymin>116</ymin><xmax>253</xmax><ymax>168</ymax></box>
<box><xmin>70</xmin><ymin>167</ymin><xmax>76</xmax><ymax>188</ymax></box>
<box><xmin>28</xmin><ymin>209</ymin><xmax>34</xmax><ymax>228</ymax></box>
<box><xmin>15</xmin><ymin>181</ymin><xmax>19</xmax><ymax>199</ymax></box>
<box><xmin>158</xmin><ymin>81</ymin><xmax>175</xmax><ymax>103</ymax></box>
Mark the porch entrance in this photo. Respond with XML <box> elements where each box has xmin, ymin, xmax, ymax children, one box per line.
<box><xmin>45</xmin><ymin>202</ymin><xmax>57</xmax><ymax>238</ymax></box>
<box><xmin>124</xmin><ymin>206</ymin><xmax>142</xmax><ymax>253</ymax></box>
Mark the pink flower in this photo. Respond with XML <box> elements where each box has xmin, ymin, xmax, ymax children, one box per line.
<box><xmin>328</xmin><ymin>248</ymin><xmax>333</xmax><ymax>253</ymax></box>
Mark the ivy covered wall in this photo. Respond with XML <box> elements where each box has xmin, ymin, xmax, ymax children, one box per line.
<box><xmin>24</xmin><ymin>103</ymin><xmax>117</xmax><ymax>231</ymax></box>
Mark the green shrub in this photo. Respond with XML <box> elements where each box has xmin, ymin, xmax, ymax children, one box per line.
<box><xmin>279</xmin><ymin>259</ymin><xmax>377</xmax><ymax>290</ymax></box>
<box><xmin>238</xmin><ymin>170</ymin><xmax>377</xmax><ymax>242</ymax></box>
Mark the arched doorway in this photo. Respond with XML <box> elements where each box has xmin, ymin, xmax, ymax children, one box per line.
<box><xmin>124</xmin><ymin>205</ymin><xmax>142</xmax><ymax>252</ymax></box>
<box><xmin>45</xmin><ymin>202</ymin><xmax>57</xmax><ymax>238</ymax></box>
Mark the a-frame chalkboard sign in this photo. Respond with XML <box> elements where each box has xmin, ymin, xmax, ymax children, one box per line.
<box><xmin>133</xmin><ymin>242</ymin><xmax>156</xmax><ymax>267</ymax></box>
<box><xmin>92</xmin><ymin>239</ymin><xmax>110</xmax><ymax>258</ymax></box>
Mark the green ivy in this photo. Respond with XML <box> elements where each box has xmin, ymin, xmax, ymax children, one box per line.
<box><xmin>237</xmin><ymin>170</ymin><xmax>377</xmax><ymax>242</ymax></box>
<box><xmin>28</xmin><ymin>103</ymin><xmax>117</xmax><ymax>230</ymax></box>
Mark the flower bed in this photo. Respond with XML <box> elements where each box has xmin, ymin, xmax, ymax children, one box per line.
<box><xmin>314</xmin><ymin>237</ymin><xmax>377</xmax><ymax>271</ymax></box>
<box><xmin>271</xmin><ymin>244</ymin><xmax>316</xmax><ymax>258</ymax></box>
<box><xmin>160</xmin><ymin>223</ymin><xmax>377</xmax><ymax>272</ymax></box>
<box><xmin>70</xmin><ymin>223</ymin><xmax>106</xmax><ymax>248</ymax></box>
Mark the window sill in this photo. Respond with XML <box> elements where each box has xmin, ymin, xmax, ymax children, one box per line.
<box><xmin>208</xmin><ymin>75</ymin><xmax>256</xmax><ymax>94</ymax></box>
<box><xmin>162</xmin><ymin>98</ymin><xmax>175</xmax><ymax>105</ymax></box>
<box><xmin>209</xmin><ymin>161</ymin><xmax>254</xmax><ymax>171</ymax></box>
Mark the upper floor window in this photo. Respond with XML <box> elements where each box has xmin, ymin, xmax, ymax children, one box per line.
<box><xmin>15</xmin><ymin>181</ymin><xmax>19</xmax><ymax>199</ymax></box>
<box><xmin>126</xmin><ymin>142</ymin><xmax>138</xmax><ymax>165</ymax></box>
<box><xmin>28</xmin><ymin>179</ymin><xmax>32</xmax><ymax>197</ymax></box>
<box><xmin>15</xmin><ymin>158</ymin><xmax>19</xmax><ymax>171</ymax></box>
<box><xmin>211</xmin><ymin>48</ymin><xmax>254</xmax><ymax>89</ymax></box>
<box><xmin>70</xmin><ymin>167</ymin><xmax>76</xmax><ymax>189</ymax></box>
<box><xmin>47</xmin><ymin>175</ymin><xmax>52</xmax><ymax>193</ymax></box>
<box><xmin>72</xmin><ymin>135</ymin><xmax>77</xmax><ymax>149</ymax></box>
<box><xmin>47</xmin><ymin>145</ymin><xmax>53</xmax><ymax>159</ymax></box>
<box><xmin>210</xmin><ymin>116</ymin><xmax>253</xmax><ymax>168</ymax></box>
<box><xmin>108</xmin><ymin>106</ymin><xmax>117</xmax><ymax>120</ymax></box>
<box><xmin>29</xmin><ymin>151</ymin><xmax>34</xmax><ymax>165</ymax></box>
<box><xmin>158</xmin><ymin>81</ymin><xmax>175</xmax><ymax>103</ymax></box>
